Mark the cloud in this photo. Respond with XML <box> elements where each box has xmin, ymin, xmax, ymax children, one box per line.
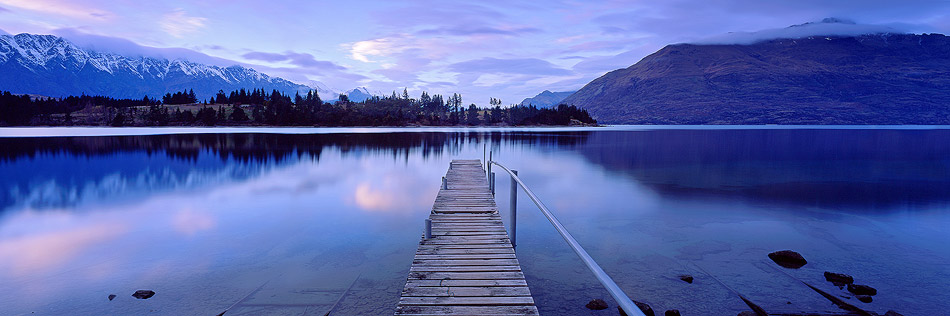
<box><xmin>571</xmin><ymin>46</ymin><xmax>660</xmax><ymax>74</ymax></box>
<box><xmin>0</xmin><ymin>0</ymin><xmax>112</xmax><ymax>20</ymax></box>
<box><xmin>0</xmin><ymin>6</ymin><xmax>8</xmax><ymax>13</ymax></box>
<box><xmin>160</xmin><ymin>8</ymin><xmax>207</xmax><ymax>38</ymax></box>
<box><xmin>52</xmin><ymin>28</ymin><xmax>239</xmax><ymax>67</ymax></box>
<box><xmin>449</xmin><ymin>57</ymin><xmax>572</xmax><ymax>76</ymax></box>
<box><xmin>49</xmin><ymin>28</ymin><xmax>372</xmax><ymax>92</ymax></box>
<box><xmin>348</xmin><ymin>37</ymin><xmax>404</xmax><ymax>63</ymax></box>
<box><xmin>242</xmin><ymin>51</ymin><xmax>347</xmax><ymax>70</ymax></box>
<box><xmin>693</xmin><ymin>18</ymin><xmax>907</xmax><ymax>45</ymax></box>
<box><xmin>416</xmin><ymin>25</ymin><xmax>540</xmax><ymax>37</ymax></box>
<box><xmin>242</xmin><ymin>52</ymin><xmax>286</xmax><ymax>62</ymax></box>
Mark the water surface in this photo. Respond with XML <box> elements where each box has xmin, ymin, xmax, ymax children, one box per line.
<box><xmin>1</xmin><ymin>127</ymin><xmax>947</xmax><ymax>315</ymax></box>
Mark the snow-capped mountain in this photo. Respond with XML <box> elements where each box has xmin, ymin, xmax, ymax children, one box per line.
<box><xmin>344</xmin><ymin>87</ymin><xmax>376</xmax><ymax>102</ymax></box>
<box><xmin>301</xmin><ymin>80</ymin><xmax>339</xmax><ymax>100</ymax></box>
<box><xmin>0</xmin><ymin>33</ymin><xmax>311</xmax><ymax>100</ymax></box>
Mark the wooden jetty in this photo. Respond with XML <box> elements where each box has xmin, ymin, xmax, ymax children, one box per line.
<box><xmin>395</xmin><ymin>159</ymin><xmax>539</xmax><ymax>315</ymax></box>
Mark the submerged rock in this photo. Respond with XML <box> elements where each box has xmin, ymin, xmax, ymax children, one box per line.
<box><xmin>847</xmin><ymin>284</ymin><xmax>877</xmax><ymax>296</ymax></box>
<box><xmin>585</xmin><ymin>299</ymin><xmax>608</xmax><ymax>310</ymax></box>
<box><xmin>768</xmin><ymin>250</ymin><xmax>807</xmax><ymax>269</ymax></box>
<box><xmin>738</xmin><ymin>312</ymin><xmax>758</xmax><ymax>316</ymax></box>
<box><xmin>665</xmin><ymin>309</ymin><xmax>681</xmax><ymax>316</ymax></box>
<box><xmin>823</xmin><ymin>271</ymin><xmax>854</xmax><ymax>286</ymax></box>
<box><xmin>132</xmin><ymin>290</ymin><xmax>155</xmax><ymax>299</ymax></box>
<box><xmin>633</xmin><ymin>300</ymin><xmax>655</xmax><ymax>316</ymax></box>
<box><xmin>856</xmin><ymin>295</ymin><xmax>873</xmax><ymax>303</ymax></box>
<box><xmin>678</xmin><ymin>275</ymin><xmax>694</xmax><ymax>284</ymax></box>
<box><xmin>884</xmin><ymin>311</ymin><xmax>904</xmax><ymax>316</ymax></box>
<box><xmin>108</xmin><ymin>294</ymin><xmax>116</xmax><ymax>301</ymax></box>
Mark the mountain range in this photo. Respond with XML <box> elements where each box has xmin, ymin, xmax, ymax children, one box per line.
<box><xmin>562</xmin><ymin>30</ymin><xmax>950</xmax><ymax>124</ymax></box>
<box><xmin>0</xmin><ymin>33</ymin><xmax>378</xmax><ymax>101</ymax></box>
<box><xmin>519</xmin><ymin>90</ymin><xmax>575</xmax><ymax>107</ymax></box>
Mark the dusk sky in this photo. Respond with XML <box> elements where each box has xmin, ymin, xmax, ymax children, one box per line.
<box><xmin>1</xmin><ymin>0</ymin><xmax>949</xmax><ymax>105</ymax></box>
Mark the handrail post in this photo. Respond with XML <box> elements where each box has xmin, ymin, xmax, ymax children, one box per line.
<box><xmin>490</xmin><ymin>172</ymin><xmax>496</xmax><ymax>195</ymax></box>
<box><xmin>487</xmin><ymin>151</ymin><xmax>492</xmax><ymax>178</ymax></box>
<box><xmin>424</xmin><ymin>218</ymin><xmax>432</xmax><ymax>239</ymax></box>
<box><xmin>510</xmin><ymin>170</ymin><xmax>518</xmax><ymax>248</ymax></box>
<box><xmin>442</xmin><ymin>177</ymin><xmax>447</xmax><ymax>190</ymax></box>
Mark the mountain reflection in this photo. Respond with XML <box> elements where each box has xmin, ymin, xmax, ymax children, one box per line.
<box><xmin>0</xmin><ymin>132</ymin><xmax>591</xmax><ymax>212</ymax></box>
<box><xmin>577</xmin><ymin>129</ymin><xmax>950</xmax><ymax>211</ymax></box>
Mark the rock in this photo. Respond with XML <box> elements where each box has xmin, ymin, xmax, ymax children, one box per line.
<box><xmin>585</xmin><ymin>299</ymin><xmax>608</xmax><ymax>310</ymax></box>
<box><xmin>856</xmin><ymin>295</ymin><xmax>872</xmax><ymax>303</ymax></box>
<box><xmin>665</xmin><ymin>309</ymin><xmax>681</xmax><ymax>316</ymax></box>
<box><xmin>847</xmin><ymin>284</ymin><xmax>877</xmax><ymax>296</ymax></box>
<box><xmin>738</xmin><ymin>312</ymin><xmax>758</xmax><ymax>316</ymax></box>
<box><xmin>678</xmin><ymin>275</ymin><xmax>694</xmax><ymax>284</ymax></box>
<box><xmin>768</xmin><ymin>250</ymin><xmax>807</xmax><ymax>269</ymax></box>
<box><xmin>823</xmin><ymin>272</ymin><xmax>854</xmax><ymax>285</ymax></box>
<box><xmin>132</xmin><ymin>290</ymin><xmax>155</xmax><ymax>299</ymax></box>
<box><xmin>884</xmin><ymin>311</ymin><xmax>904</xmax><ymax>316</ymax></box>
<box><xmin>633</xmin><ymin>300</ymin><xmax>655</xmax><ymax>316</ymax></box>
<box><xmin>108</xmin><ymin>294</ymin><xmax>116</xmax><ymax>301</ymax></box>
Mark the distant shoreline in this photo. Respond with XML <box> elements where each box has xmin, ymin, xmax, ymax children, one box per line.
<box><xmin>5</xmin><ymin>125</ymin><xmax>950</xmax><ymax>138</ymax></box>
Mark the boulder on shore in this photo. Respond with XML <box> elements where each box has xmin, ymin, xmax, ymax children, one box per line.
<box><xmin>768</xmin><ymin>250</ymin><xmax>807</xmax><ymax>269</ymax></box>
<box><xmin>678</xmin><ymin>275</ymin><xmax>694</xmax><ymax>284</ymax></box>
<box><xmin>132</xmin><ymin>290</ymin><xmax>155</xmax><ymax>299</ymax></box>
<box><xmin>823</xmin><ymin>272</ymin><xmax>854</xmax><ymax>286</ymax></box>
<box><xmin>585</xmin><ymin>299</ymin><xmax>608</xmax><ymax>310</ymax></box>
<box><xmin>847</xmin><ymin>284</ymin><xmax>877</xmax><ymax>296</ymax></box>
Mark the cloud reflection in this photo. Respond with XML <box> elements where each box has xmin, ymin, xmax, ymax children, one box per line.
<box><xmin>172</xmin><ymin>208</ymin><xmax>216</xmax><ymax>236</ymax></box>
<box><xmin>0</xmin><ymin>215</ymin><xmax>126</xmax><ymax>275</ymax></box>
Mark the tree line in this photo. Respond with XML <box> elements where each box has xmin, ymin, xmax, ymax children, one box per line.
<box><xmin>0</xmin><ymin>89</ymin><xmax>596</xmax><ymax>127</ymax></box>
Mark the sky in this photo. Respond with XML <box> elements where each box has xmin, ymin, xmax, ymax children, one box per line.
<box><xmin>1</xmin><ymin>0</ymin><xmax>949</xmax><ymax>106</ymax></box>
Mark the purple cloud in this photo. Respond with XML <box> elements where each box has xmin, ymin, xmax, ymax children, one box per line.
<box><xmin>449</xmin><ymin>58</ymin><xmax>572</xmax><ymax>76</ymax></box>
<box><xmin>52</xmin><ymin>27</ymin><xmax>240</xmax><ymax>67</ymax></box>
<box><xmin>416</xmin><ymin>26</ymin><xmax>540</xmax><ymax>37</ymax></box>
<box><xmin>242</xmin><ymin>52</ymin><xmax>286</xmax><ymax>62</ymax></box>
<box><xmin>243</xmin><ymin>51</ymin><xmax>347</xmax><ymax>71</ymax></box>
<box><xmin>694</xmin><ymin>18</ymin><xmax>907</xmax><ymax>44</ymax></box>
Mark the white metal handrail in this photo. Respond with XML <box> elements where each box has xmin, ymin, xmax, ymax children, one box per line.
<box><xmin>488</xmin><ymin>160</ymin><xmax>645</xmax><ymax>316</ymax></box>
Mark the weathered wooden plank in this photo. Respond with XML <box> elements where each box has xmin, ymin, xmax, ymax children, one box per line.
<box><xmin>408</xmin><ymin>272</ymin><xmax>526</xmax><ymax>280</ymax></box>
<box><xmin>414</xmin><ymin>254</ymin><xmax>517</xmax><ymax>260</ymax></box>
<box><xmin>417</xmin><ymin>248</ymin><xmax>515</xmax><ymax>254</ymax></box>
<box><xmin>412</xmin><ymin>259</ymin><xmax>520</xmax><ymax>266</ymax></box>
<box><xmin>404</xmin><ymin>279</ymin><xmax>528</xmax><ymax>287</ymax></box>
<box><xmin>402</xmin><ymin>286</ymin><xmax>532</xmax><ymax>297</ymax></box>
<box><xmin>395</xmin><ymin>305</ymin><xmax>539</xmax><ymax>315</ymax></box>
<box><xmin>409</xmin><ymin>266</ymin><xmax>523</xmax><ymax>273</ymax></box>
<box><xmin>398</xmin><ymin>296</ymin><xmax>535</xmax><ymax>306</ymax></box>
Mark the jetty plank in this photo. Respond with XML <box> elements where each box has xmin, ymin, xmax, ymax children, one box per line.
<box><xmin>395</xmin><ymin>159</ymin><xmax>538</xmax><ymax>315</ymax></box>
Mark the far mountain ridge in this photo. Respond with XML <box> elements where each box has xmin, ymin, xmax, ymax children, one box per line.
<box><xmin>563</xmin><ymin>32</ymin><xmax>950</xmax><ymax>124</ymax></box>
<box><xmin>0</xmin><ymin>33</ymin><xmax>315</xmax><ymax>101</ymax></box>
<box><xmin>520</xmin><ymin>90</ymin><xmax>576</xmax><ymax>107</ymax></box>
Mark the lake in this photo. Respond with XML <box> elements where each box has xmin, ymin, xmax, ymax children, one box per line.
<box><xmin>1</xmin><ymin>127</ymin><xmax>948</xmax><ymax>315</ymax></box>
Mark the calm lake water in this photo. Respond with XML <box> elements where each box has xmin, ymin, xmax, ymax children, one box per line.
<box><xmin>1</xmin><ymin>127</ymin><xmax>948</xmax><ymax>315</ymax></box>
